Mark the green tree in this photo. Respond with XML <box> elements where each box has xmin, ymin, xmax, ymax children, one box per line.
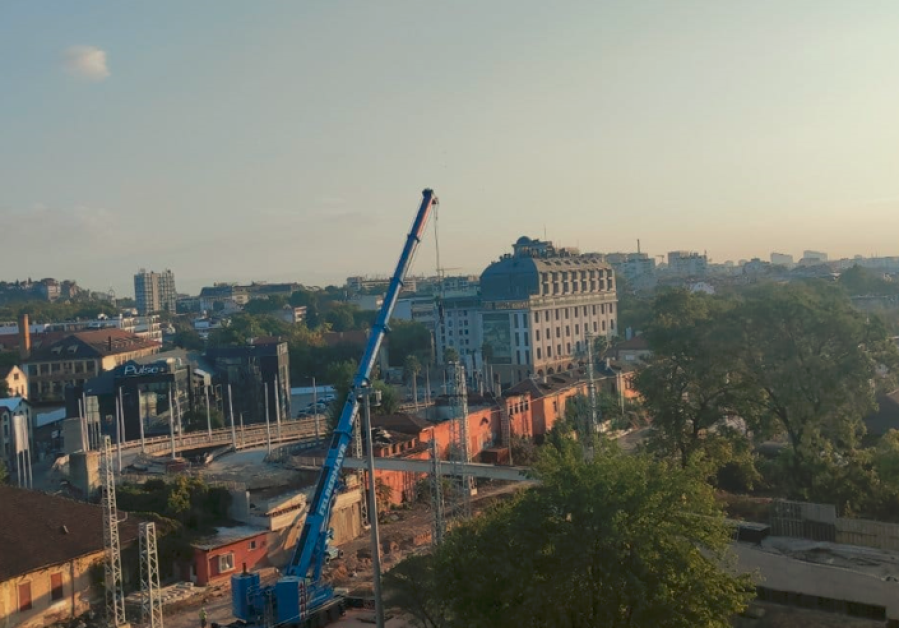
<box><xmin>182</xmin><ymin>407</ymin><xmax>225</xmax><ymax>433</ymax></box>
<box><xmin>385</xmin><ymin>555</ymin><xmax>450</xmax><ymax>628</ymax></box>
<box><xmin>404</xmin><ymin>354</ymin><xmax>422</xmax><ymax>404</ymax></box>
<box><xmin>171</xmin><ymin>328</ymin><xmax>205</xmax><ymax>351</ymax></box>
<box><xmin>389</xmin><ymin>320</ymin><xmax>432</xmax><ymax>366</ymax></box>
<box><xmin>0</xmin><ymin>459</ymin><xmax>7</xmax><ymax>484</ymax></box>
<box><xmin>615</xmin><ymin>275</ymin><xmax>654</xmax><ymax>335</ymax></box>
<box><xmin>733</xmin><ymin>283</ymin><xmax>899</xmax><ymax>484</ymax></box>
<box><xmin>444</xmin><ymin>347</ymin><xmax>459</xmax><ymax>363</ymax></box>
<box><xmin>326</xmin><ymin>360</ymin><xmax>359</xmax><ymax>432</ymax></box>
<box><xmin>371</xmin><ymin>380</ymin><xmax>400</xmax><ymax>415</ymax></box>
<box><xmin>0</xmin><ymin>380</ymin><xmax>9</xmax><ymax>399</ymax></box>
<box><xmin>839</xmin><ymin>264</ymin><xmax>899</xmax><ymax>297</ymax></box>
<box><xmin>324</xmin><ymin>304</ymin><xmax>357</xmax><ymax>332</ymax></box>
<box><xmin>387</xmin><ymin>437</ymin><xmax>753</xmax><ymax>628</ymax></box>
<box><xmin>636</xmin><ymin>290</ymin><xmax>744</xmax><ymax>468</ymax></box>
<box><xmin>243</xmin><ymin>295</ymin><xmax>288</xmax><ymax>315</ymax></box>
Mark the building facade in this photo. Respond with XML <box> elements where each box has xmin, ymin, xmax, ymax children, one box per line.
<box><xmin>667</xmin><ymin>251</ymin><xmax>709</xmax><ymax>277</ymax></box>
<box><xmin>0</xmin><ymin>365</ymin><xmax>27</xmax><ymax>399</ymax></box>
<box><xmin>605</xmin><ymin>253</ymin><xmax>657</xmax><ymax>290</ymax></box>
<box><xmin>770</xmin><ymin>252</ymin><xmax>794</xmax><ymax>267</ymax></box>
<box><xmin>205</xmin><ymin>338</ymin><xmax>291</xmax><ymax>426</ymax></box>
<box><xmin>134</xmin><ymin>269</ymin><xmax>177</xmax><ymax>315</ymax></box>
<box><xmin>74</xmin><ymin>351</ymin><xmax>197</xmax><ymax>442</ymax></box>
<box><xmin>23</xmin><ymin>330</ymin><xmax>160</xmax><ymax>403</ymax></box>
<box><xmin>435</xmin><ymin>291</ymin><xmax>482</xmax><ymax>367</ymax></box>
<box><xmin>478</xmin><ymin>237</ymin><xmax>618</xmax><ymax>385</ymax></box>
<box><xmin>0</xmin><ymin>485</ymin><xmax>139</xmax><ymax>628</ymax></box>
<box><xmin>0</xmin><ymin>398</ymin><xmax>32</xmax><ymax>482</ymax></box>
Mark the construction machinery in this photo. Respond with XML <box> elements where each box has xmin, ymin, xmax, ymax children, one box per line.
<box><xmin>230</xmin><ymin>189</ymin><xmax>439</xmax><ymax>627</ymax></box>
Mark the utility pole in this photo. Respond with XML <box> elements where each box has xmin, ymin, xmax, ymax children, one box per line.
<box><xmin>274</xmin><ymin>375</ymin><xmax>283</xmax><ymax>440</ymax></box>
<box><xmin>138</xmin><ymin>385</ymin><xmax>146</xmax><ymax>453</ymax></box>
<box><xmin>139</xmin><ymin>522</ymin><xmax>163</xmax><ymax>628</ymax></box>
<box><xmin>429</xmin><ymin>436</ymin><xmax>445</xmax><ymax>546</ymax></box>
<box><xmin>101</xmin><ymin>436</ymin><xmax>126</xmax><ymax>627</ymax></box>
<box><xmin>227</xmin><ymin>384</ymin><xmax>237</xmax><ymax>449</ymax></box>
<box><xmin>448</xmin><ymin>362</ymin><xmax>473</xmax><ymax>522</ymax></box>
<box><xmin>78</xmin><ymin>397</ymin><xmax>87</xmax><ymax>452</ymax></box>
<box><xmin>263</xmin><ymin>382</ymin><xmax>272</xmax><ymax>454</ymax></box>
<box><xmin>204</xmin><ymin>384</ymin><xmax>212</xmax><ymax>441</ymax></box>
<box><xmin>167</xmin><ymin>387</ymin><xmax>176</xmax><ymax>460</ymax></box>
<box><xmin>586</xmin><ymin>332</ymin><xmax>598</xmax><ymax>428</ymax></box>
<box><xmin>363</xmin><ymin>390</ymin><xmax>385</xmax><ymax>628</ymax></box>
<box><xmin>115</xmin><ymin>392</ymin><xmax>123</xmax><ymax>474</ymax></box>
<box><xmin>312</xmin><ymin>377</ymin><xmax>320</xmax><ymax>444</ymax></box>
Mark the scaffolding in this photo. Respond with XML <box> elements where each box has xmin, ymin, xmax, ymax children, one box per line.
<box><xmin>139</xmin><ymin>522</ymin><xmax>163</xmax><ymax>628</ymax></box>
<box><xmin>100</xmin><ymin>436</ymin><xmax>126</xmax><ymax>627</ymax></box>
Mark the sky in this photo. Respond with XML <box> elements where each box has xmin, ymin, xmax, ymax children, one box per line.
<box><xmin>2</xmin><ymin>1</ymin><xmax>899</xmax><ymax>296</ymax></box>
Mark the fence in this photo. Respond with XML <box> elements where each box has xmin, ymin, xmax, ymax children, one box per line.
<box><xmin>771</xmin><ymin>499</ymin><xmax>899</xmax><ymax>552</ymax></box>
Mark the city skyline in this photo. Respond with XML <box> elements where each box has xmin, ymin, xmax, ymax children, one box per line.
<box><xmin>3</xmin><ymin>2</ymin><xmax>899</xmax><ymax>294</ymax></box>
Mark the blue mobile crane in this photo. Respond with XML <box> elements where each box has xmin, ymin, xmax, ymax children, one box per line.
<box><xmin>230</xmin><ymin>189</ymin><xmax>439</xmax><ymax>627</ymax></box>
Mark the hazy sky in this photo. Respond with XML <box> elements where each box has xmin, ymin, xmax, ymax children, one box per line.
<box><xmin>3</xmin><ymin>1</ymin><xmax>899</xmax><ymax>295</ymax></box>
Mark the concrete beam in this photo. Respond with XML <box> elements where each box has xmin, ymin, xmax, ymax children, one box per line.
<box><xmin>341</xmin><ymin>456</ymin><xmax>533</xmax><ymax>482</ymax></box>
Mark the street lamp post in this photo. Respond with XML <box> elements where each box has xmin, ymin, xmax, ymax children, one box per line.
<box><xmin>363</xmin><ymin>389</ymin><xmax>385</xmax><ymax>628</ymax></box>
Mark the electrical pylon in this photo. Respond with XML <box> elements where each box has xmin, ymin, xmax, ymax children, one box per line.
<box><xmin>139</xmin><ymin>522</ymin><xmax>163</xmax><ymax>628</ymax></box>
<box><xmin>101</xmin><ymin>436</ymin><xmax>126</xmax><ymax>627</ymax></box>
<box><xmin>447</xmin><ymin>362</ymin><xmax>474</xmax><ymax>521</ymax></box>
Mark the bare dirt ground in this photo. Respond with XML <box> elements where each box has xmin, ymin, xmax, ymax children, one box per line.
<box><xmin>162</xmin><ymin>480</ymin><xmax>529</xmax><ymax>628</ymax></box>
<box><xmin>326</xmin><ymin>480</ymin><xmax>532</xmax><ymax>594</ymax></box>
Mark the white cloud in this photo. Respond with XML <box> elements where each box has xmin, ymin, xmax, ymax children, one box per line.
<box><xmin>63</xmin><ymin>45</ymin><xmax>110</xmax><ymax>81</ymax></box>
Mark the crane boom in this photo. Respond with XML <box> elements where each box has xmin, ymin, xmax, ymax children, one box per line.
<box><xmin>289</xmin><ymin>188</ymin><xmax>438</xmax><ymax>580</ymax></box>
<box><xmin>230</xmin><ymin>189</ymin><xmax>439</xmax><ymax>628</ymax></box>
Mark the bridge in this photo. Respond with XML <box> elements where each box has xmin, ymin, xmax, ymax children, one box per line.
<box><xmin>117</xmin><ymin>416</ymin><xmax>323</xmax><ymax>456</ymax></box>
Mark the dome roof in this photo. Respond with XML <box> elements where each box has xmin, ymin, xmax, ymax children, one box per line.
<box><xmin>515</xmin><ymin>236</ymin><xmax>533</xmax><ymax>245</ymax></box>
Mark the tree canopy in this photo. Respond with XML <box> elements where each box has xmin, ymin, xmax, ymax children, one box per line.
<box><xmin>386</xmin><ymin>434</ymin><xmax>752</xmax><ymax>628</ymax></box>
<box><xmin>636</xmin><ymin>290</ymin><xmax>744</xmax><ymax>467</ymax></box>
<box><xmin>635</xmin><ymin>282</ymin><xmax>899</xmax><ymax>511</ymax></box>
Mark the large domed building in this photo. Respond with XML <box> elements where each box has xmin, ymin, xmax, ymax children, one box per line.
<box><xmin>473</xmin><ymin>237</ymin><xmax>618</xmax><ymax>386</ymax></box>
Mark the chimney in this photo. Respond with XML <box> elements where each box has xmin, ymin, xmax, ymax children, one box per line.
<box><xmin>18</xmin><ymin>314</ymin><xmax>31</xmax><ymax>360</ymax></box>
<box><xmin>107</xmin><ymin>336</ymin><xmax>113</xmax><ymax>352</ymax></box>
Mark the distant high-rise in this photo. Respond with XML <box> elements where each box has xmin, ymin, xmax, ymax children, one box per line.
<box><xmin>770</xmin><ymin>252</ymin><xmax>794</xmax><ymax>267</ymax></box>
<box><xmin>134</xmin><ymin>269</ymin><xmax>177</xmax><ymax>315</ymax></box>
<box><xmin>803</xmin><ymin>250</ymin><xmax>828</xmax><ymax>262</ymax></box>
<box><xmin>666</xmin><ymin>251</ymin><xmax>708</xmax><ymax>277</ymax></box>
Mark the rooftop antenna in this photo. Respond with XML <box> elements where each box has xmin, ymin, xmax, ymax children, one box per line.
<box><xmin>637</xmin><ymin>239</ymin><xmax>641</xmax><ymax>254</ymax></box>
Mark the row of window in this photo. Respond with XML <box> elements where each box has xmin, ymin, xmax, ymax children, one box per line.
<box><xmin>535</xmin><ymin>319</ymin><xmax>612</xmax><ymax>342</ymax></box>
<box><xmin>534</xmin><ymin>303</ymin><xmax>614</xmax><ymax>323</ymax></box>
<box><xmin>17</xmin><ymin>573</ymin><xmax>64</xmax><ymax>613</ymax></box>
<box><xmin>30</xmin><ymin>361</ymin><xmax>97</xmax><ymax>376</ymax></box>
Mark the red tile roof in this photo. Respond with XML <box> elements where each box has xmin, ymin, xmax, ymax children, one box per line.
<box><xmin>613</xmin><ymin>335</ymin><xmax>650</xmax><ymax>351</ymax></box>
<box><xmin>0</xmin><ymin>485</ymin><xmax>141</xmax><ymax>580</ymax></box>
<box><xmin>322</xmin><ymin>330</ymin><xmax>369</xmax><ymax>347</ymax></box>
<box><xmin>0</xmin><ymin>331</ymin><xmax>68</xmax><ymax>353</ymax></box>
<box><xmin>27</xmin><ymin>329</ymin><xmax>159</xmax><ymax>362</ymax></box>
